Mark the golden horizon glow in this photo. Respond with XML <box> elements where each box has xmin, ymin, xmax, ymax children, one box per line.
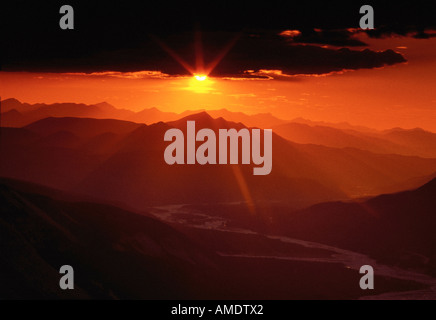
<box><xmin>194</xmin><ymin>74</ymin><xmax>208</xmax><ymax>81</ymax></box>
<box><xmin>1</xmin><ymin>36</ymin><xmax>436</xmax><ymax>131</ymax></box>
<box><xmin>186</xmin><ymin>75</ymin><xmax>214</xmax><ymax>93</ymax></box>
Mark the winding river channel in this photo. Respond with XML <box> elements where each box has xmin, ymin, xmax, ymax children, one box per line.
<box><xmin>152</xmin><ymin>204</ymin><xmax>436</xmax><ymax>300</ymax></box>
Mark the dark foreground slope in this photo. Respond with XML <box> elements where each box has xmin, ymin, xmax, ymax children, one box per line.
<box><xmin>279</xmin><ymin>178</ymin><xmax>436</xmax><ymax>275</ymax></box>
<box><xmin>0</xmin><ymin>178</ymin><xmax>218</xmax><ymax>299</ymax></box>
<box><xmin>0</xmin><ymin>178</ymin><xmax>426</xmax><ymax>299</ymax></box>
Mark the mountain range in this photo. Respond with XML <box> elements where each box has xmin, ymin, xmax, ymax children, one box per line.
<box><xmin>273</xmin><ymin>122</ymin><xmax>436</xmax><ymax>158</ymax></box>
<box><xmin>3</xmin><ymin>98</ymin><xmax>436</xmax><ymax>159</ymax></box>
<box><xmin>2</xmin><ymin>98</ymin><xmax>436</xmax><ymax>299</ymax></box>
<box><xmin>0</xmin><ymin>98</ymin><xmax>286</xmax><ymax>128</ymax></box>
<box><xmin>2</xmin><ymin>112</ymin><xmax>436</xmax><ymax>209</ymax></box>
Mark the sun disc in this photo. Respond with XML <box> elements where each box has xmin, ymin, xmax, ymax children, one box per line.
<box><xmin>194</xmin><ymin>75</ymin><xmax>207</xmax><ymax>81</ymax></box>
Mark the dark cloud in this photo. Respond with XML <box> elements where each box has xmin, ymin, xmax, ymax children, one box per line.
<box><xmin>206</xmin><ymin>33</ymin><xmax>406</xmax><ymax>77</ymax></box>
<box><xmin>281</xmin><ymin>29</ymin><xmax>368</xmax><ymax>47</ymax></box>
<box><xmin>413</xmin><ymin>31</ymin><xmax>436</xmax><ymax>39</ymax></box>
<box><xmin>2</xmin><ymin>30</ymin><xmax>407</xmax><ymax>78</ymax></box>
<box><xmin>0</xmin><ymin>0</ymin><xmax>421</xmax><ymax>76</ymax></box>
<box><xmin>366</xmin><ymin>26</ymin><xmax>436</xmax><ymax>39</ymax></box>
<box><xmin>280</xmin><ymin>26</ymin><xmax>436</xmax><ymax>47</ymax></box>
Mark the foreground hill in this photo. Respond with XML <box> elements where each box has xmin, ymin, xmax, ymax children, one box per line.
<box><xmin>278</xmin><ymin>178</ymin><xmax>436</xmax><ymax>275</ymax></box>
<box><xmin>0</xmin><ymin>178</ymin><xmax>426</xmax><ymax>299</ymax></box>
<box><xmin>0</xmin><ymin>178</ymin><xmax>217</xmax><ymax>299</ymax></box>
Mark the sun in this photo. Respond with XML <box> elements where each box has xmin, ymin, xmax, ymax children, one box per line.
<box><xmin>194</xmin><ymin>74</ymin><xmax>208</xmax><ymax>81</ymax></box>
<box><xmin>186</xmin><ymin>74</ymin><xmax>214</xmax><ymax>93</ymax></box>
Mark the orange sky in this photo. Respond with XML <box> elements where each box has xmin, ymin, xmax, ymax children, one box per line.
<box><xmin>1</xmin><ymin>35</ymin><xmax>436</xmax><ymax>132</ymax></box>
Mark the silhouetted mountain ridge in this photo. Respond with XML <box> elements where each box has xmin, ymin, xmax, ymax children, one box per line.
<box><xmin>1</xmin><ymin>98</ymin><xmax>286</xmax><ymax>128</ymax></box>
<box><xmin>24</xmin><ymin>117</ymin><xmax>144</xmax><ymax>138</ymax></box>
<box><xmin>3</xmin><ymin>114</ymin><xmax>436</xmax><ymax>207</ymax></box>
<box><xmin>274</xmin><ymin>121</ymin><xmax>436</xmax><ymax>158</ymax></box>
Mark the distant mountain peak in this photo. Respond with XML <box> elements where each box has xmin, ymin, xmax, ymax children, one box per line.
<box><xmin>1</xmin><ymin>98</ymin><xmax>24</xmax><ymax>113</ymax></box>
<box><xmin>2</xmin><ymin>98</ymin><xmax>21</xmax><ymax>103</ymax></box>
<box><xmin>93</xmin><ymin>101</ymin><xmax>115</xmax><ymax>109</ymax></box>
<box><xmin>177</xmin><ymin>111</ymin><xmax>214</xmax><ymax>122</ymax></box>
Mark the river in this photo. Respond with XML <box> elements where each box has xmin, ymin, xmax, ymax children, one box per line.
<box><xmin>151</xmin><ymin>204</ymin><xmax>436</xmax><ymax>300</ymax></box>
